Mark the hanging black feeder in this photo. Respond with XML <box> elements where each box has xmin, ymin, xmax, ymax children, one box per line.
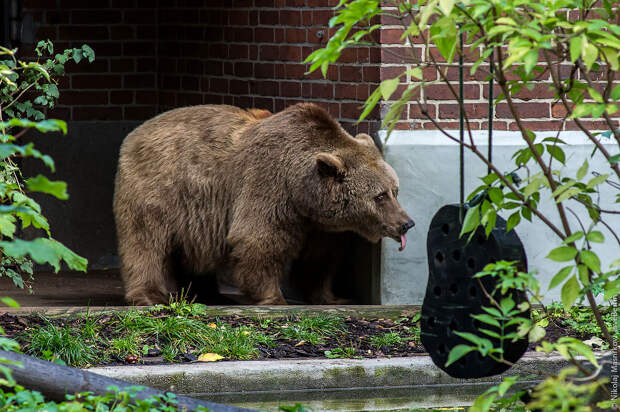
<box><xmin>420</xmin><ymin>30</ymin><xmax>530</xmax><ymax>379</ymax></box>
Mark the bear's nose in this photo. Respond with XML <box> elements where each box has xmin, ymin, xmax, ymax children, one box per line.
<box><xmin>399</xmin><ymin>220</ymin><xmax>415</xmax><ymax>235</ymax></box>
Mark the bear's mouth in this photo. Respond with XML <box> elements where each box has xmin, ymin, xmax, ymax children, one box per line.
<box><xmin>390</xmin><ymin>234</ymin><xmax>407</xmax><ymax>252</ymax></box>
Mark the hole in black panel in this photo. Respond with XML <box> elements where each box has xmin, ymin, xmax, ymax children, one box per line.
<box><xmin>435</xmin><ymin>251</ymin><xmax>445</xmax><ymax>263</ymax></box>
<box><xmin>476</xmin><ymin>234</ymin><xmax>486</xmax><ymax>245</ymax></box>
<box><xmin>473</xmin><ymin>319</ymin><xmax>482</xmax><ymax>329</ymax></box>
<box><xmin>449</xmin><ymin>319</ymin><xmax>457</xmax><ymax>331</ymax></box>
<box><xmin>489</xmin><ymin>256</ymin><xmax>497</xmax><ymax>264</ymax></box>
<box><xmin>427</xmin><ymin>317</ymin><xmax>436</xmax><ymax>328</ymax></box>
<box><xmin>469</xmin><ymin>285</ymin><xmax>477</xmax><ymax>297</ymax></box>
<box><xmin>441</xmin><ymin>224</ymin><xmax>450</xmax><ymax>235</ymax></box>
<box><xmin>467</xmin><ymin>258</ymin><xmax>475</xmax><ymax>269</ymax></box>
<box><xmin>438</xmin><ymin>344</ymin><xmax>447</xmax><ymax>354</ymax></box>
<box><xmin>451</xmin><ymin>249</ymin><xmax>461</xmax><ymax>261</ymax></box>
<box><xmin>449</xmin><ymin>283</ymin><xmax>458</xmax><ymax>295</ymax></box>
<box><xmin>433</xmin><ymin>286</ymin><xmax>442</xmax><ymax>296</ymax></box>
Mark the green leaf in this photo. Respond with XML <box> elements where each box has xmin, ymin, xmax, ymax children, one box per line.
<box><xmin>604</xmin><ymin>280</ymin><xmax>620</xmax><ymax>300</ymax></box>
<box><xmin>26</xmin><ymin>175</ymin><xmax>68</xmax><ymax>199</ymax></box>
<box><xmin>579</xmin><ymin>250</ymin><xmax>601</xmax><ymax>273</ymax></box>
<box><xmin>0</xmin><ymin>238</ymin><xmax>87</xmax><ymax>272</ymax></box>
<box><xmin>547</xmin><ymin>246</ymin><xmax>578</xmax><ymax>262</ymax></box>
<box><xmin>471</xmin><ymin>314</ymin><xmax>500</xmax><ymax>328</ymax></box>
<box><xmin>506</xmin><ymin>212</ymin><xmax>520</xmax><ymax>232</ymax></box>
<box><xmin>0</xmin><ymin>215</ymin><xmax>16</xmax><ymax>238</ymax></box>
<box><xmin>549</xmin><ymin>266</ymin><xmax>573</xmax><ymax>290</ymax></box>
<box><xmin>500</xmin><ymin>297</ymin><xmax>515</xmax><ymax>314</ymax></box>
<box><xmin>445</xmin><ymin>344</ymin><xmax>475</xmax><ymax>367</ymax></box>
<box><xmin>528</xmin><ymin>325</ymin><xmax>546</xmax><ymax>342</ymax></box>
<box><xmin>380</xmin><ymin>78</ymin><xmax>399</xmax><ymax>101</ymax></box>
<box><xmin>439</xmin><ymin>0</ymin><xmax>455</xmax><ymax>15</ymax></box>
<box><xmin>488</xmin><ymin>187</ymin><xmax>503</xmax><ymax>205</ymax></box>
<box><xmin>586</xmin><ymin>231</ymin><xmax>604</xmax><ymax>243</ymax></box>
<box><xmin>460</xmin><ymin>204</ymin><xmax>480</xmax><ymax>237</ymax></box>
<box><xmin>611</xmin><ymin>84</ymin><xmax>620</xmax><ymax>101</ymax></box>
<box><xmin>576</xmin><ymin>159</ymin><xmax>589</xmax><ymax>180</ymax></box>
<box><xmin>569</xmin><ymin>36</ymin><xmax>582</xmax><ymax>62</ymax></box>
<box><xmin>0</xmin><ymin>297</ymin><xmax>19</xmax><ymax>309</ymax></box>
<box><xmin>562</xmin><ymin>231</ymin><xmax>584</xmax><ymax>244</ymax></box>
<box><xmin>561</xmin><ymin>275</ymin><xmax>580</xmax><ymax>308</ymax></box>
<box><xmin>586</xmin><ymin>173</ymin><xmax>608</xmax><ymax>189</ymax></box>
<box><xmin>546</xmin><ymin>145</ymin><xmax>566</xmax><ymax>164</ymax></box>
<box><xmin>583</xmin><ymin>42</ymin><xmax>598</xmax><ymax>70</ymax></box>
<box><xmin>523</xmin><ymin>49</ymin><xmax>538</xmax><ymax>75</ymax></box>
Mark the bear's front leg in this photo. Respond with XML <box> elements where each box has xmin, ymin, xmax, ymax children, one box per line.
<box><xmin>229</xmin><ymin>232</ymin><xmax>300</xmax><ymax>305</ymax></box>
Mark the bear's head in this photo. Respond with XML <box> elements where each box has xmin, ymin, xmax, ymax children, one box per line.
<box><xmin>286</xmin><ymin>104</ymin><xmax>414</xmax><ymax>251</ymax></box>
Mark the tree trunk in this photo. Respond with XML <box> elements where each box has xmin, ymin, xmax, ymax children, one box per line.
<box><xmin>0</xmin><ymin>350</ymin><xmax>251</xmax><ymax>412</ymax></box>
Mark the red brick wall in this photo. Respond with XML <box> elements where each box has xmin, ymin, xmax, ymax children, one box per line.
<box><xmin>379</xmin><ymin>7</ymin><xmax>619</xmax><ymax>132</ymax></box>
<box><xmin>22</xmin><ymin>1</ymin><xmax>615</xmax><ymax>133</ymax></box>
<box><xmin>22</xmin><ymin>0</ymin><xmax>381</xmax><ymax>135</ymax></box>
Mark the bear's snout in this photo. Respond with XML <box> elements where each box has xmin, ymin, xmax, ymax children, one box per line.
<box><xmin>399</xmin><ymin>220</ymin><xmax>415</xmax><ymax>235</ymax></box>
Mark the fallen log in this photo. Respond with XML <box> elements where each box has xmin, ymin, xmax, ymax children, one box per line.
<box><xmin>0</xmin><ymin>350</ymin><xmax>252</xmax><ymax>412</ymax></box>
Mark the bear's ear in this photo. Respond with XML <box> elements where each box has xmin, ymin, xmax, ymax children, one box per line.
<box><xmin>316</xmin><ymin>152</ymin><xmax>346</xmax><ymax>181</ymax></box>
<box><xmin>355</xmin><ymin>133</ymin><xmax>375</xmax><ymax>146</ymax></box>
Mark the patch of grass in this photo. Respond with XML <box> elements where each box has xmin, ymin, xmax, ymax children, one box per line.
<box><xmin>324</xmin><ymin>347</ymin><xmax>357</xmax><ymax>358</ymax></box>
<box><xmin>370</xmin><ymin>332</ymin><xmax>403</xmax><ymax>348</ymax></box>
<box><xmin>25</xmin><ymin>318</ymin><xmax>99</xmax><ymax>367</ymax></box>
<box><xmin>109</xmin><ymin>331</ymin><xmax>142</xmax><ymax>359</ymax></box>
<box><xmin>203</xmin><ymin>324</ymin><xmax>266</xmax><ymax>360</ymax></box>
<box><xmin>279</xmin><ymin>315</ymin><xmax>345</xmax><ymax>344</ymax></box>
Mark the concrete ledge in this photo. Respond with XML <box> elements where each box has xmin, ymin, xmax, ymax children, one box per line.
<box><xmin>88</xmin><ymin>352</ymin><xmax>575</xmax><ymax>396</ymax></box>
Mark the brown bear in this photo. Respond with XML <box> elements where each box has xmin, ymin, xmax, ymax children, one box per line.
<box><xmin>113</xmin><ymin>103</ymin><xmax>414</xmax><ymax>305</ymax></box>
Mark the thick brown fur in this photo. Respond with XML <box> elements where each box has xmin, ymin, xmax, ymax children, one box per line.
<box><xmin>113</xmin><ymin>103</ymin><xmax>413</xmax><ymax>305</ymax></box>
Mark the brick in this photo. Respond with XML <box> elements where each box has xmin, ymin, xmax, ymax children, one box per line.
<box><xmin>124</xmin><ymin>9</ymin><xmax>157</xmax><ymax>24</ymax></box>
<box><xmin>380</xmin><ymin>29</ymin><xmax>406</xmax><ymax>44</ymax></box>
<box><xmin>425</xmin><ymin>84</ymin><xmax>479</xmax><ymax>100</ymax></box>
<box><xmin>438</xmin><ymin>103</ymin><xmax>489</xmax><ymax>119</ymax></box>
<box><xmin>255</xmin><ymin>28</ymin><xmax>274</xmax><ymax>43</ymax></box>
<box><xmin>181</xmin><ymin>76</ymin><xmax>199</xmax><ymax>90</ymax></box>
<box><xmin>285</xmin><ymin>28</ymin><xmax>306</xmax><ymax>43</ymax></box>
<box><xmin>312</xmin><ymin>83</ymin><xmax>334</xmax><ymax>99</ymax></box>
<box><xmin>281</xmin><ymin>82</ymin><xmax>301</xmax><ymax>97</ymax></box>
<box><xmin>552</xmin><ymin>103</ymin><xmax>568</xmax><ymax>119</ymax></box>
<box><xmin>335</xmin><ymin>84</ymin><xmax>356</xmax><ymax>99</ymax></box>
<box><xmin>123</xmin><ymin>42</ymin><xmax>156</xmax><ymax>56</ymax></box>
<box><xmin>58</xmin><ymin>91</ymin><xmax>108</xmax><ymax>105</ymax></box>
<box><xmin>312</xmin><ymin>10</ymin><xmax>334</xmax><ymax>25</ymax></box>
<box><xmin>235</xmin><ymin>62</ymin><xmax>253</xmax><ymax>78</ymax></box>
<box><xmin>259</xmin><ymin>10</ymin><xmax>279</xmax><ymax>25</ymax></box>
<box><xmin>71</xmin><ymin>10</ymin><xmax>122</xmax><ymax>24</ymax></box>
<box><xmin>363</xmin><ymin>66</ymin><xmax>380</xmax><ymax>83</ymax></box>
<box><xmin>255</xmin><ymin>81</ymin><xmax>278</xmax><ymax>96</ymax></box>
<box><xmin>110</xmin><ymin>25</ymin><xmax>135</xmax><ymax>40</ymax></box>
<box><xmin>279</xmin><ymin>46</ymin><xmax>301</xmax><ymax>61</ymax></box>
<box><xmin>125</xmin><ymin>106</ymin><xmax>157</xmax><ymax>121</ymax></box>
<box><xmin>381</xmin><ymin>46</ymin><xmax>420</xmax><ymax>63</ymax></box>
<box><xmin>340</xmin><ymin>65</ymin><xmax>363</xmax><ymax>82</ymax></box>
<box><xmin>230</xmin><ymin>10</ymin><xmax>249</xmax><ymax>26</ymax></box>
<box><xmin>110</xmin><ymin>59</ymin><xmax>135</xmax><ymax>72</ymax></box>
<box><xmin>138</xmin><ymin>58</ymin><xmax>158</xmax><ymax>72</ymax></box>
<box><xmin>136</xmin><ymin>25</ymin><xmax>157</xmax><ymax>39</ymax></box>
<box><xmin>284</xmin><ymin>64</ymin><xmax>305</xmax><ymax>79</ymax></box>
<box><xmin>380</xmin><ymin>66</ymin><xmax>406</xmax><ymax>81</ymax></box>
<box><xmin>509</xmin><ymin>120</ymin><xmax>563</xmax><ymax>131</ymax></box>
<box><xmin>72</xmin><ymin>75</ymin><xmax>121</xmax><ymax>89</ymax></box>
<box><xmin>209</xmin><ymin>78</ymin><xmax>229</xmax><ymax>94</ymax></box>
<box><xmin>59</xmin><ymin>25</ymin><xmax>108</xmax><ymax>40</ymax></box>
<box><xmin>260</xmin><ymin>45</ymin><xmax>279</xmax><ymax>61</ymax></box>
<box><xmin>496</xmin><ymin>102</ymin><xmax>550</xmax><ymax>119</ymax></box>
<box><xmin>255</xmin><ymin>63</ymin><xmax>275</xmax><ymax>78</ymax></box>
<box><xmin>229</xmin><ymin>45</ymin><xmax>249</xmax><ymax>59</ymax></box>
<box><xmin>124</xmin><ymin>74</ymin><xmax>156</xmax><ymax>89</ymax></box>
<box><xmin>280</xmin><ymin>10</ymin><xmax>301</xmax><ymax>26</ymax></box>
<box><xmin>410</xmin><ymin>103</ymin><xmax>436</xmax><ymax>119</ymax></box>
<box><xmin>73</xmin><ymin>107</ymin><xmax>122</xmax><ymax>121</ymax></box>
<box><xmin>111</xmin><ymin>91</ymin><xmax>133</xmax><ymax>104</ymax></box>
<box><xmin>341</xmin><ymin>102</ymin><xmax>366</xmax><ymax>120</ymax></box>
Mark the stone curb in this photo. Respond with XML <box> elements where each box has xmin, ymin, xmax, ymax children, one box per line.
<box><xmin>88</xmin><ymin>352</ymin><xmax>574</xmax><ymax>396</ymax></box>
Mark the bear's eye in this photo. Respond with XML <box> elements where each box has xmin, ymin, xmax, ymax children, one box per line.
<box><xmin>375</xmin><ymin>191</ymin><xmax>388</xmax><ymax>202</ymax></box>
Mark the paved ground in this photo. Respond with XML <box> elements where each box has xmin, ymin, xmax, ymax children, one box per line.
<box><xmin>0</xmin><ymin>270</ymin><xmax>127</xmax><ymax>307</ymax></box>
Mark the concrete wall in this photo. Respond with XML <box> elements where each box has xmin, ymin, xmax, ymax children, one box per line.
<box><xmin>380</xmin><ymin>130</ymin><xmax>619</xmax><ymax>304</ymax></box>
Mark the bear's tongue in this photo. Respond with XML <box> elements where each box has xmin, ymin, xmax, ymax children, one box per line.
<box><xmin>398</xmin><ymin>234</ymin><xmax>407</xmax><ymax>252</ymax></box>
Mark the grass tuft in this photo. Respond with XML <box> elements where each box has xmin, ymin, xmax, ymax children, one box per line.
<box><xmin>25</xmin><ymin>317</ymin><xmax>98</xmax><ymax>367</ymax></box>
